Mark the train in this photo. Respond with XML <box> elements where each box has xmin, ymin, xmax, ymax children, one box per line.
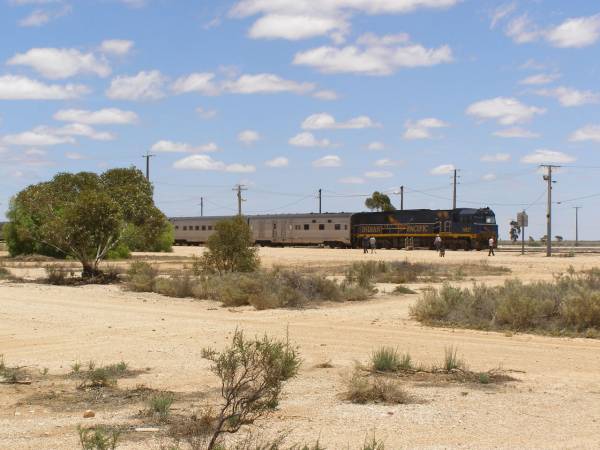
<box><xmin>169</xmin><ymin>207</ymin><xmax>498</xmax><ymax>250</ymax></box>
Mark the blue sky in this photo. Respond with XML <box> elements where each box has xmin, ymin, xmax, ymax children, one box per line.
<box><xmin>1</xmin><ymin>0</ymin><xmax>600</xmax><ymax>239</ymax></box>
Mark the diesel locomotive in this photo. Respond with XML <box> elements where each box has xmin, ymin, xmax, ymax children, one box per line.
<box><xmin>170</xmin><ymin>207</ymin><xmax>497</xmax><ymax>250</ymax></box>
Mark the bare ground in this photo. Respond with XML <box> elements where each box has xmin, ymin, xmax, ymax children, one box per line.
<box><xmin>1</xmin><ymin>248</ymin><xmax>600</xmax><ymax>449</ymax></box>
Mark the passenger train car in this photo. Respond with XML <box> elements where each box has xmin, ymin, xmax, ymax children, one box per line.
<box><xmin>169</xmin><ymin>207</ymin><xmax>497</xmax><ymax>250</ymax></box>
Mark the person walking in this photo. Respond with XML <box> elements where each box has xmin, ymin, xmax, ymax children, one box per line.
<box><xmin>439</xmin><ymin>241</ymin><xmax>445</xmax><ymax>257</ymax></box>
<box><xmin>369</xmin><ymin>236</ymin><xmax>376</xmax><ymax>254</ymax></box>
<box><xmin>434</xmin><ymin>234</ymin><xmax>442</xmax><ymax>252</ymax></box>
<box><xmin>362</xmin><ymin>236</ymin><xmax>369</xmax><ymax>254</ymax></box>
<box><xmin>488</xmin><ymin>236</ymin><xmax>495</xmax><ymax>256</ymax></box>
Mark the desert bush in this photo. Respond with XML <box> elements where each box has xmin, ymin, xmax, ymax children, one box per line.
<box><xmin>78</xmin><ymin>425</ymin><xmax>120</xmax><ymax>450</ymax></box>
<box><xmin>371</xmin><ymin>347</ymin><xmax>400</xmax><ymax>372</ymax></box>
<box><xmin>412</xmin><ymin>269</ymin><xmax>600</xmax><ymax>336</ymax></box>
<box><xmin>45</xmin><ymin>266</ymin><xmax>70</xmax><ymax>285</ymax></box>
<box><xmin>126</xmin><ymin>261</ymin><xmax>157</xmax><ymax>292</ymax></box>
<box><xmin>148</xmin><ymin>392</ymin><xmax>175</xmax><ymax>422</ymax></box>
<box><xmin>77</xmin><ymin>361</ymin><xmax>129</xmax><ymax>389</ymax></box>
<box><xmin>199</xmin><ymin>330</ymin><xmax>301</xmax><ymax>449</ymax></box>
<box><xmin>392</xmin><ymin>285</ymin><xmax>417</xmax><ymax>295</ymax></box>
<box><xmin>155</xmin><ymin>274</ymin><xmax>194</xmax><ymax>298</ymax></box>
<box><xmin>442</xmin><ymin>346</ymin><xmax>464</xmax><ymax>372</ymax></box>
<box><xmin>344</xmin><ymin>369</ymin><xmax>411</xmax><ymax>405</ymax></box>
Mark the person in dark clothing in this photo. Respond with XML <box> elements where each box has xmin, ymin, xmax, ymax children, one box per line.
<box><xmin>488</xmin><ymin>237</ymin><xmax>495</xmax><ymax>256</ymax></box>
<box><xmin>362</xmin><ymin>236</ymin><xmax>369</xmax><ymax>254</ymax></box>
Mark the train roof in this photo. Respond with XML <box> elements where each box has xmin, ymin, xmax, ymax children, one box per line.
<box><xmin>169</xmin><ymin>212</ymin><xmax>354</xmax><ymax>221</ymax></box>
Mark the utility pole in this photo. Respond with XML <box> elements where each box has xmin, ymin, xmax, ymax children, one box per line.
<box><xmin>142</xmin><ymin>151</ymin><xmax>155</xmax><ymax>181</ymax></box>
<box><xmin>318</xmin><ymin>188</ymin><xmax>322</xmax><ymax>214</ymax></box>
<box><xmin>233</xmin><ymin>184</ymin><xmax>247</xmax><ymax>215</ymax></box>
<box><xmin>452</xmin><ymin>169</ymin><xmax>459</xmax><ymax>209</ymax></box>
<box><xmin>541</xmin><ymin>165</ymin><xmax>560</xmax><ymax>257</ymax></box>
<box><xmin>400</xmin><ymin>185</ymin><xmax>404</xmax><ymax>211</ymax></box>
<box><xmin>200</xmin><ymin>197</ymin><xmax>204</xmax><ymax>217</ymax></box>
<box><xmin>574</xmin><ymin>206</ymin><xmax>581</xmax><ymax>247</ymax></box>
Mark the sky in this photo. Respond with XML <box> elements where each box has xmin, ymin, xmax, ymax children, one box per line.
<box><xmin>1</xmin><ymin>0</ymin><xmax>600</xmax><ymax>240</ymax></box>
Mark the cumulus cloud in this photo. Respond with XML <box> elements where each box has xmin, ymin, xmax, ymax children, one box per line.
<box><xmin>248</xmin><ymin>14</ymin><xmax>347</xmax><ymax>41</ymax></box>
<box><xmin>173</xmin><ymin>154</ymin><xmax>255</xmax><ymax>172</ymax></box>
<box><xmin>466</xmin><ymin>97</ymin><xmax>545</xmax><ymax>125</ymax></box>
<box><xmin>51</xmin><ymin>123</ymin><xmax>115</xmax><ymax>141</ymax></box>
<box><xmin>519</xmin><ymin>73</ymin><xmax>560</xmax><ymax>85</ymax></box>
<box><xmin>482</xmin><ymin>173</ymin><xmax>497</xmax><ymax>181</ymax></box>
<box><xmin>151</xmin><ymin>140</ymin><xmax>219</xmax><ymax>153</ymax></box>
<box><xmin>490</xmin><ymin>2</ymin><xmax>516</xmax><ymax>29</ymax></box>
<box><xmin>313</xmin><ymin>155</ymin><xmax>341</xmax><ymax>168</ymax></box>
<box><xmin>265</xmin><ymin>156</ymin><xmax>289</xmax><ymax>168</ymax></box>
<box><xmin>106</xmin><ymin>70</ymin><xmax>166</xmax><ymax>100</ymax></box>
<box><xmin>521</xmin><ymin>149</ymin><xmax>575</xmax><ymax>164</ymax></box>
<box><xmin>171</xmin><ymin>73</ymin><xmax>218</xmax><ymax>95</ymax></box>
<box><xmin>53</xmin><ymin>108</ymin><xmax>138</xmax><ymax>125</ymax></box>
<box><xmin>238</xmin><ymin>129</ymin><xmax>260</xmax><ymax>145</ymax></box>
<box><xmin>312</xmin><ymin>90</ymin><xmax>338</xmax><ymax>101</ymax></box>
<box><xmin>293</xmin><ymin>33</ymin><xmax>453</xmax><ymax>75</ymax></box>
<box><xmin>430</xmin><ymin>164</ymin><xmax>455</xmax><ymax>175</ymax></box>
<box><xmin>289</xmin><ymin>132</ymin><xmax>332</xmax><ymax>148</ymax></box>
<box><xmin>374</xmin><ymin>158</ymin><xmax>402</xmax><ymax>167</ymax></box>
<box><xmin>301</xmin><ymin>113</ymin><xmax>380</xmax><ymax>130</ymax></box>
<box><xmin>365</xmin><ymin>170</ymin><xmax>393</xmax><ymax>178</ymax></box>
<box><xmin>480</xmin><ymin>153</ymin><xmax>511</xmax><ymax>163</ymax></box>
<box><xmin>492</xmin><ymin>127</ymin><xmax>539</xmax><ymax>138</ymax></box>
<box><xmin>535</xmin><ymin>86</ymin><xmax>600</xmax><ymax>107</ymax></box>
<box><xmin>1</xmin><ymin>129</ymin><xmax>75</xmax><ymax>146</ymax></box>
<box><xmin>0</xmin><ymin>75</ymin><xmax>88</xmax><ymax>100</ymax></box>
<box><xmin>403</xmin><ymin>117</ymin><xmax>448</xmax><ymax>139</ymax></box>
<box><xmin>367</xmin><ymin>141</ymin><xmax>385</xmax><ymax>151</ymax></box>
<box><xmin>18</xmin><ymin>4</ymin><xmax>71</xmax><ymax>27</ymax></box>
<box><xmin>100</xmin><ymin>39</ymin><xmax>134</xmax><ymax>56</ymax></box>
<box><xmin>196</xmin><ymin>106</ymin><xmax>217</xmax><ymax>119</ymax></box>
<box><xmin>570</xmin><ymin>124</ymin><xmax>600</xmax><ymax>143</ymax></box>
<box><xmin>338</xmin><ymin>176</ymin><xmax>365</xmax><ymax>184</ymax></box>
<box><xmin>65</xmin><ymin>151</ymin><xmax>84</xmax><ymax>160</ymax></box>
<box><xmin>7</xmin><ymin>48</ymin><xmax>111</xmax><ymax>79</ymax></box>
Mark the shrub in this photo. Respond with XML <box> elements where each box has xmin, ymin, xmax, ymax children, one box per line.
<box><xmin>442</xmin><ymin>346</ymin><xmax>464</xmax><ymax>372</ymax></box>
<box><xmin>155</xmin><ymin>274</ymin><xmax>194</xmax><ymax>298</ymax></box>
<box><xmin>126</xmin><ymin>261</ymin><xmax>157</xmax><ymax>292</ymax></box>
<box><xmin>148</xmin><ymin>392</ymin><xmax>174</xmax><ymax>422</ymax></box>
<box><xmin>371</xmin><ymin>347</ymin><xmax>400</xmax><ymax>372</ymax></box>
<box><xmin>45</xmin><ymin>266</ymin><xmax>69</xmax><ymax>285</ymax></box>
<box><xmin>344</xmin><ymin>369</ymin><xmax>411</xmax><ymax>405</ymax></box>
<box><xmin>77</xmin><ymin>361</ymin><xmax>129</xmax><ymax>389</ymax></box>
<box><xmin>78</xmin><ymin>425</ymin><xmax>120</xmax><ymax>450</ymax></box>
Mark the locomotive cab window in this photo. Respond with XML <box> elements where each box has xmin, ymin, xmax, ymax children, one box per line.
<box><xmin>485</xmin><ymin>216</ymin><xmax>496</xmax><ymax>224</ymax></box>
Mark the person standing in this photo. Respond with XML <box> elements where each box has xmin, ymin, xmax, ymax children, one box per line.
<box><xmin>434</xmin><ymin>234</ymin><xmax>442</xmax><ymax>252</ymax></box>
<box><xmin>369</xmin><ymin>236</ymin><xmax>376</xmax><ymax>254</ymax></box>
<box><xmin>488</xmin><ymin>236</ymin><xmax>495</xmax><ymax>256</ymax></box>
<box><xmin>362</xmin><ymin>236</ymin><xmax>369</xmax><ymax>254</ymax></box>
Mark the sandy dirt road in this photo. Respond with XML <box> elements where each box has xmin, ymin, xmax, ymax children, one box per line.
<box><xmin>1</xmin><ymin>248</ymin><xmax>600</xmax><ymax>449</ymax></box>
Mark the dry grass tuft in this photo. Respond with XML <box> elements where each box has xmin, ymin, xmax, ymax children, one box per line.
<box><xmin>344</xmin><ymin>368</ymin><xmax>413</xmax><ymax>405</ymax></box>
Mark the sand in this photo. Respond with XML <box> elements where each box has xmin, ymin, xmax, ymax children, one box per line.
<box><xmin>1</xmin><ymin>248</ymin><xmax>600</xmax><ymax>449</ymax></box>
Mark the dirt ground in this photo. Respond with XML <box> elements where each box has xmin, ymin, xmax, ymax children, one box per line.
<box><xmin>1</xmin><ymin>248</ymin><xmax>600</xmax><ymax>449</ymax></box>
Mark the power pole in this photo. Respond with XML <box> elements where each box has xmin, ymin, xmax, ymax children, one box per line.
<box><xmin>541</xmin><ymin>165</ymin><xmax>560</xmax><ymax>257</ymax></box>
<box><xmin>452</xmin><ymin>169</ymin><xmax>459</xmax><ymax>209</ymax></box>
<box><xmin>574</xmin><ymin>206</ymin><xmax>581</xmax><ymax>247</ymax></box>
<box><xmin>233</xmin><ymin>184</ymin><xmax>247</xmax><ymax>215</ymax></box>
<box><xmin>142</xmin><ymin>151</ymin><xmax>155</xmax><ymax>181</ymax></box>
<box><xmin>318</xmin><ymin>188</ymin><xmax>322</xmax><ymax>214</ymax></box>
<box><xmin>400</xmin><ymin>185</ymin><xmax>404</xmax><ymax>211</ymax></box>
<box><xmin>200</xmin><ymin>197</ymin><xmax>204</xmax><ymax>217</ymax></box>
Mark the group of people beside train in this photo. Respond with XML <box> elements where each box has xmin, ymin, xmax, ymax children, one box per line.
<box><xmin>361</xmin><ymin>234</ymin><xmax>496</xmax><ymax>256</ymax></box>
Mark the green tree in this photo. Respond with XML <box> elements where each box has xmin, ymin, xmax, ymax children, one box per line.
<box><xmin>199</xmin><ymin>216</ymin><xmax>259</xmax><ymax>274</ymax></box>
<box><xmin>5</xmin><ymin>168</ymin><xmax>172</xmax><ymax>277</ymax></box>
<box><xmin>365</xmin><ymin>191</ymin><xmax>395</xmax><ymax>212</ymax></box>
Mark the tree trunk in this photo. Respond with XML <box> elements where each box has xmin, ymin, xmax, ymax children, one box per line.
<box><xmin>81</xmin><ymin>262</ymin><xmax>102</xmax><ymax>279</ymax></box>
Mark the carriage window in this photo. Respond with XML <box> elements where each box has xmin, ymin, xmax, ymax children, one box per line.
<box><xmin>202</xmin><ymin>226</ymin><xmax>206</xmax><ymax>231</ymax></box>
<box><xmin>273</xmin><ymin>223</ymin><xmax>277</xmax><ymax>229</ymax></box>
<box><xmin>344</xmin><ymin>225</ymin><xmax>348</xmax><ymax>230</ymax></box>
<box><xmin>319</xmin><ymin>224</ymin><xmax>325</xmax><ymax>230</ymax></box>
<box><xmin>304</xmin><ymin>224</ymin><xmax>309</xmax><ymax>230</ymax></box>
<box><xmin>208</xmin><ymin>226</ymin><xmax>213</xmax><ymax>230</ymax></box>
<box><xmin>195</xmin><ymin>226</ymin><xmax>199</xmax><ymax>230</ymax></box>
<box><xmin>312</xmin><ymin>220</ymin><xmax>316</xmax><ymax>223</ymax></box>
<box><xmin>175</xmin><ymin>226</ymin><xmax>179</xmax><ymax>230</ymax></box>
<box><xmin>327</xmin><ymin>219</ymin><xmax>332</xmax><ymax>223</ymax></box>
<box><xmin>295</xmin><ymin>225</ymin><xmax>301</xmax><ymax>230</ymax></box>
<box><xmin>183</xmin><ymin>226</ymin><xmax>187</xmax><ymax>231</ymax></box>
<box><xmin>334</xmin><ymin>224</ymin><xmax>341</xmax><ymax>230</ymax></box>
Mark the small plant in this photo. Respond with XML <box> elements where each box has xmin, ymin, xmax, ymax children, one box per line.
<box><xmin>46</xmin><ymin>266</ymin><xmax>68</xmax><ymax>285</ymax></box>
<box><xmin>362</xmin><ymin>433</ymin><xmax>385</xmax><ymax>450</ymax></box>
<box><xmin>442</xmin><ymin>346</ymin><xmax>464</xmax><ymax>372</ymax></box>
<box><xmin>77</xmin><ymin>361</ymin><xmax>130</xmax><ymax>389</ymax></box>
<box><xmin>371</xmin><ymin>347</ymin><xmax>400</xmax><ymax>372</ymax></box>
<box><xmin>71</xmin><ymin>361</ymin><xmax>82</xmax><ymax>373</ymax></box>
<box><xmin>78</xmin><ymin>425</ymin><xmax>120</xmax><ymax>450</ymax></box>
<box><xmin>41</xmin><ymin>367</ymin><xmax>49</xmax><ymax>376</ymax></box>
<box><xmin>125</xmin><ymin>261</ymin><xmax>157</xmax><ymax>292</ymax></box>
<box><xmin>392</xmin><ymin>285</ymin><xmax>416</xmax><ymax>295</ymax></box>
<box><xmin>148</xmin><ymin>392</ymin><xmax>175</xmax><ymax>422</ymax></box>
<box><xmin>478</xmin><ymin>372</ymin><xmax>490</xmax><ymax>384</ymax></box>
<box><xmin>344</xmin><ymin>369</ymin><xmax>411</xmax><ymax>405</ymax></box>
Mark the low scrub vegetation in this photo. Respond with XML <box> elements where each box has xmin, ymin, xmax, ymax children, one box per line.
<box><xmin>0</xmin><ymin>354</ymin><xmax>29</xmax><ymax>384</ymax></box>
<box><xmin>411</xmin><ymin>268</ymin><xmax>600</xmax><ymax>337</ymax></box>
<box><xmin>126</xmin><ymin>263</ymin><xmax>372</xmax><ymax>309</ymax></box>
<box><xmin>78</xmin><ymin>425</ymin><xmax>120</xmax><ymax>450</ymax></box>
<box><xmin>73</xmin><ymin>361</ymin><xmax>131</xmax><ymax>389</ymax></box>
<box><xmin>344</xmin><ymin>368</ymin><xmax>412</xmax><ymax>405</ymax></box>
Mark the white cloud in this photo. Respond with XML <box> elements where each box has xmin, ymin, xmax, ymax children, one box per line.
<box><xmin>519</xmin><ymin>73</ymin><xmax>560</xmax><ymax>85</ymax></box>
<box><xmin>505</xmin><ymin>13</ymin><xmax>600</xmax><ymax>48</ymax></box>
<box><xmin>480</xmin><ymin>153</ymin><xmax>511</xmax><ymax>163</ymax></box>
<box><xmin>151</xmin><ymin>140</ymin><xmax>219</xmax><ymax>153</ymax></box>
<box><xmin>53</xmin><ymin>108</ymin><xmax>138</xmax><ymax>125</ymax></box>
<box><xmin>367</xmin><ymin>141</ymin><xmax>385</xmax><ymax>151</ymax></box>
<box><xmin>535</xmin><ymin>86</ymin><xmax>600</xmax><ymax>107</ymax></box>
<box><xmin>365</xmin><ymin>170</ymin><xmax>393</xmax><ymax>178</ymax></box>
<box><xmin>521</xmin><ymin>149</ymin><xmax>575</xmax><ymax>164</ymax></box>
<box><xmin>65</xmin><ymin>151</ymin><xmax>84</xmax><ymax>160</ymax></box>
<box><xmin>238</xmin><ymin>129</ymin><xmax>260</xmax><ymax>145</ymax></box>
<box><xmin>482</xmin><ymin>173</ymin><xmax>497</xmax><ymax>181</ymax></box>
<box><xmin>173</xmin><ymin>154</ymin><xmax>255</xmax><ymax>172</ymax></box>
<box><xmin>301</xmin><ymin>113</ymin><xmax>380</xmax><ymax>130</ymax></box>
<box><xmin>466</xmin><ymin>97</ymin><xmax>545</xmax><ymax>125</ymax></box>
<box><xmin>171</xmin><ymin>73</ymin><xmax>218</xmax><ymax>95</ymax></box>
<box><xmin>106</xmin><ymin>70</ymin><xmax>165</xmax><ymax>100</ymax></box>
<box><xmin>289</xmin><ymin>132</ymin><xmax>332</xmax><ymax>148</ymax></box>
<box><xmin>1</xmin><ymin>129</ymin><xmax>75</xmax><ymax>146</ymax></box>
<box><xmin>374</xmin><ymin>158</ymin><xmax>401</xmax><ymax>167</ymax></box>
<box><xmin>338</xmin><ymin>176</ymin><xmax>364</xmax><ymax>184</ymax></box>
<box><xmin>313</xmin><ymin>155</ymin><xmax>341</xmax><ymax>168</ymax></box>
<box><xmin>0</xmin><ymin>75</ymin><xmax>88</xmax><ymax>100</ymax></box>
<box><xmin>248</xmin><ymin>14</ymin><xmax>347</xmax><ymax>41</ymax></box>
<box><xmin>313</xmin><ymin>90</ymin><xmax>338</xmax><ymax>101</ymax></box>
<box><xmin>100</xmin><ymin>39</ymin><xmax>134</xmax><ymax>56</ymax></box>
<box><xmin>403</xmin><ymin>117</ymin><xmax>448</xmax><ymax>139</ymax></box>
<box><xmin>570</xmin><ymin>124</ymin><xmax>600</xmax><ymax>143</ymax></box>
<box><xmin>493</xmin><ymin>127</ymin><xmax>539</xmax><ymax>138</ymax></box>
<box><xmin>545</xmin><ymin>15</ymin><xmax>600</xmax><ymax>48</ymax></box>
<box><xmin>223</xmin><ymin>73</ymin><xmax>314</xmax><ymax>94</ymax></box>
<box><xmin>18</xmin><ymin>4</ymin><xmax>71</xmax><ymax>27</ymax></box>
<box><xmin>7</xmin><ymin>48</ymin><xmax>110</xmax><ymax>79</ymax></box>
<box><xmin>52</xmin><ymin>123</ymin><xmax>115</xmax><ymax>141</ymax></box>
<box><xmin>196</xmin><ymin>106</ymin><xmax>217</xmax><ymax>119</ymax></box>
<box><xmin>430</xmin><ymin>164</ymin><xmax>454</xmax><ymax>175</ymax></box>
<box><xmin>490</xmin><ymin>2</ymin><xmax>516</xmax><ymax>29</ymax></box>
<box><xmin>265</xmin><ymin>156</ymin><xmax>289</xmax><ymax>168</ymax></box>
<box><xmin>293</xmin><ymin>37</ymin><xmax>453</xmax><ymax>75</ymax></box>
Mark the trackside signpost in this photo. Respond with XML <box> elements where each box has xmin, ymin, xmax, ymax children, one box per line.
<box><xmin>517</xmin><ymin>211</ymin><xmax>528</xmax><ymax>255</ymax></box>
